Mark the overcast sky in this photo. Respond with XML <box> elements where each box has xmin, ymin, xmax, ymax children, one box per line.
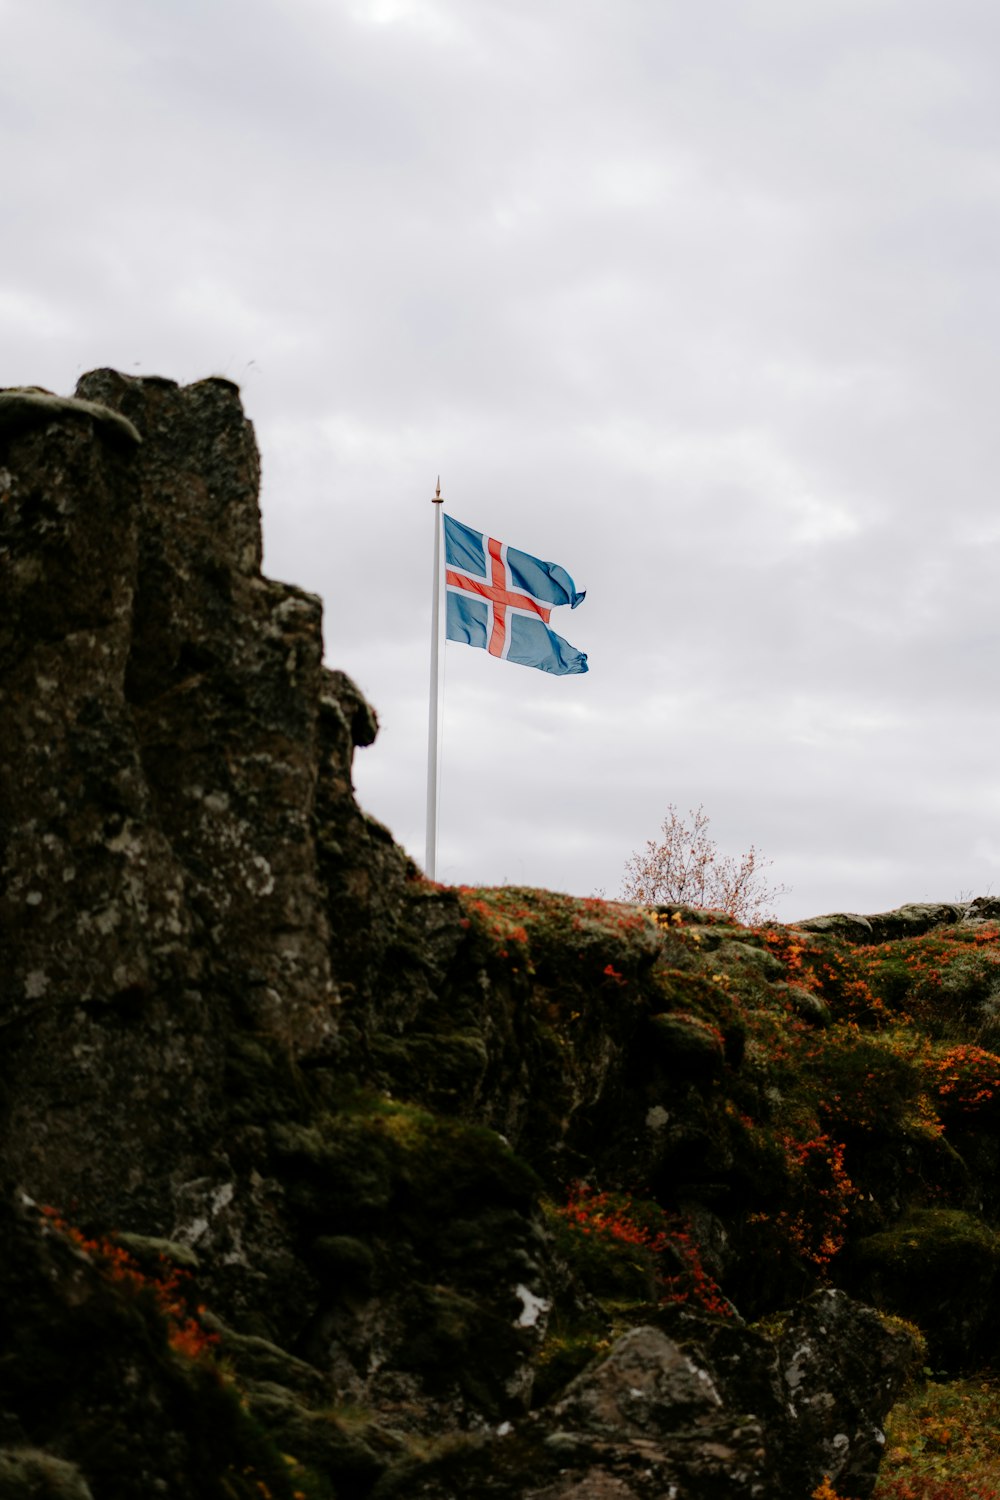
<box><xmin>5</xmin><ymin>0</ymin><xmax>1000</xmax><ymax>919</ymax></box>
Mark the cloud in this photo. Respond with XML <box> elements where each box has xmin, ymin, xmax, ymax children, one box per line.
<box><xmin>4</xmin><ymin>0</ymin><xmax>1000</xmax><ymax>919</ymax></box>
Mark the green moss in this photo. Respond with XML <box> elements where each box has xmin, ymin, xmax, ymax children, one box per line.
<box><xmin>808</xmin><ymin>1024</ymin><xmax>927</xmax><ymax>1138</ymax></box>
<box><xmin>532</xmin><ymin>1329</ymin><xmax>610</xmax><ymax>1406</ymax></box>
<box><xmin>383</xmin><ymin>1030</ymin><xmax>490</xmax><ymax>1108</ymax></box>
<box><xmin>273</xmin><ymin>1099</ymin><xmax>541</xmax><ymax>1248</ymax></box>
<box><xmin>457</xmin><ymin>886</ymin><xmax>663</xmax><ymax>991</ymax></box>
<box><xmin>646</xmin><ymin>1012</ymin><xmax>725</xmax><ymax>1079</ymax></box>
<box><xmin>224</xmin><ymin>1033</ymin><xmax>312</xmax><ymax>1126</ymax></box>
<box><xmin>855</xmin><ymin>1209</ymin><xmax>1000</xmax><ymax>1282</ymax></box>
<box><xmin>874</xmin><ymin>1311</ymin><xmax>929</xmax><ymax>1392</ymax></box>
<box><xmin>851</xmin><ymin>1210</ymin><xmax>1000</xmax><ymax>1367</ymax></box>
<box><xmin>311</xmin><ymin>1235</ymin><xmax>376</xmax><ymax>1290</ymax></box>
<box><xmin>242</xmin><ymin>1386</ymin><xmax>388</xmax><ymax>1500</ymax></box>
<box><xmin>271</xmin><ymin>1118</ymin><xmax>395</xmax><ymax>1230</ymax></box>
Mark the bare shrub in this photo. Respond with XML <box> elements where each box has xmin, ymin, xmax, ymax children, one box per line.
<box><xmin>621</xmin><ymin>803</ymin><xmax>787</xmax><ymax>925</ymax></box>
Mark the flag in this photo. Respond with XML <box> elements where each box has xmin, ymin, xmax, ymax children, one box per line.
<box><xmin>443</xmin><ymin>515</ymin><xmax>588</xmax><ymax>676</ymax></box>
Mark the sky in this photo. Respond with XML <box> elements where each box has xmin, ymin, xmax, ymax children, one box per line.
<box><xmin>4</xmin><ymin>0</ymin><xmax>1000</xmax><ymax>920</ymax></box>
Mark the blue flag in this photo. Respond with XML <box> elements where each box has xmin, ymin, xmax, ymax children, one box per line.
<box><xmin>444</xmin><ymin>515</ymin><xmax>588</xmax><ymax>676</ymax></box>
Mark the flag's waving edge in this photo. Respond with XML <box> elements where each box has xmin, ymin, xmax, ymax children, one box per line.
<box><xmin>443</xmin><ymin>515</ymin><xmax>588</xmax><ymax>676</ymax></box>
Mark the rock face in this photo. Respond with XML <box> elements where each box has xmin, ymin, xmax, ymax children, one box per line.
<box><xmin>372</xmin><ymin>1294</ymin><xmax>911</xmax><ymax>1499</ymax></box>
<box><xmin>0</xmin><ymin>1189</ymin><xmax>293</xmax><ymax>1500</ymax></box>
<box><xmin>1</xmin><ymin>374</ymin><xmax>359</xmax><ymax>1341</ymax></box>
<box><xmin>3</xmin><ymin>371</ymin><xmax>990</xmax><ymax>1499</ymax></box>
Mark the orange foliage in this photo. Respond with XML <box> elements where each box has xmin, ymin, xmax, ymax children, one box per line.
<box><xmin>558</xmin><ymin>1184</ymin><xmax>731</xmax><ymax>1317</ymax></box>
<box><xmin>40</xmin><ymin>1205</ymin><xmax>218</xmax><ymax>1361</ymax></box>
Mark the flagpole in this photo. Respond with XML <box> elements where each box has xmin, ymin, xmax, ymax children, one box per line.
<box><xmin>425</xmin><ymin>478</ymin><xmax>444</xmax><ymax>879</ymax></box>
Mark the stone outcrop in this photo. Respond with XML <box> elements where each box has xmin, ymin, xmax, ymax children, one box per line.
<box><xmin>370</xmin><ymin>1293</ymin><xmax>911</xmax><ymax>1499</ymax></box>
<box><xmin>794</xmin><ymin>901</ymin><xmax>970</xmax><ymax>945</ymax></box>
<box><xmin>5</xmin><ymin>371</ymin><xmax>995</xmax><ymax>1499</ymax></box>
<box><xmin>0</xmin><ymin>1188</ymin><xmax>291</xmax><ymax>1500</ymax></box>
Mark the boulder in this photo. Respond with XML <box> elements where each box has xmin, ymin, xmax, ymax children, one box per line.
<box><xmin>373</xmin><ymin>1294</ymin><xmax>915</xmax><ymax>1499</ymax></box>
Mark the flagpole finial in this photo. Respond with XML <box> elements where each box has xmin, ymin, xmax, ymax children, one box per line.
<box><xmin>432</xmin><ymin>477</ymin><xmax>443</xmax><ymax>504</ymax></box>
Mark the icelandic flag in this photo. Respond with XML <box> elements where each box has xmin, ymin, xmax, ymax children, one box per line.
<box><xmin>444</xmin><ymin>515</ymin><xmax>588</xmax><ymax>676</ymax></box>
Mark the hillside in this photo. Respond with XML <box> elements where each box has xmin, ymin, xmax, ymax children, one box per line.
<box><xmin>2</xmin><ymin>373</ymin><xmax>998</xmax><ymax>1499</ymax></box>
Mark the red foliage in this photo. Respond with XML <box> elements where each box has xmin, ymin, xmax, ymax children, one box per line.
<box><xmin>557</xmin><ymin>1185</ymin><xmax>731</xmax><ymax>1317</ymax></box>
<box><xmin>747</xmin><ymin>1131</ymin><xmax>856</xmax><ymax>1270</ymax></box>
<box><xmin>925</xmin><ymin>1044</ymin><xmax>1000</xmax><ymax>1116</ymax></box>
<box><xmin>39</xmin><ymin>1206</ymin><xmax>218</xmax><ymax>1361</ymax></box>
<box><xmin>760</xmin><ymin>931</ymin><xmax>887</xmax><ymax>1024</ymax></box>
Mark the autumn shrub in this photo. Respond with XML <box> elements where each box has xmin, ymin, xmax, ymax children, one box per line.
<box><xmin>621</xmin><ymin>804</ymin><xmax>787</xmax><ymax>923</ymax></box>
<box><xmin>40</xmin><ymin>1206</ymin><xmax>218</xmax><ymax>1361</ymax></box>
<box><xmin>923</xmin><ymin>1044</ymin><xmax>1000</xmax><ymax>1121</ymax></box>
<box><xmin>760</xmin><ymin>930</ymin><xmax>890</xmax><ymax>1026</ymax></box>
<box><xmin>864</xmin><ymin>931</ymin><xmax>1000</xmax><ymax>1039</ymax></box>
<box><xmin>750</xmin><ymin>1132</ymin><xmax>856</xmax><ymax>1270</ymax></box>
<box><xmin>733</xmin><ymin>1122</ymin><xmax>858</xmax><ymax>1307</ymax></box>
<box><xmin>806</xmin><ymin>1024</ymin><xmax>929</xmax><ymax>1137</ymax></box>
<box><xmin>812</xmin><ymin>1481</ymin><xmax>846</xmax><ymax>1500</ymax></box>
<box><xmin>551</xmin><ymin>1185</ymin><xmax>730</xmax><ymax>1316</ymax></box>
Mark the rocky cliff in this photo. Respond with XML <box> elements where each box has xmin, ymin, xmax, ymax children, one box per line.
<box><xmin>3</xmin><ymin>374</ymin><xmax>998</xmax><ymax>1500</ymax></box>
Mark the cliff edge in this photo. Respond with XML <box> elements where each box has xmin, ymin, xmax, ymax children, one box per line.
<box><xmin>4</xmin><ymin>374</ymin><xmax>997</xmax><ymax>1499</ymax></box>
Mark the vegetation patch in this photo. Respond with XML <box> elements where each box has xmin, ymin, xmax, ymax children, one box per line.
<box><xmin>874</xmin><ymin>1373</ymin><xmax>1000</xmax><ymax>1499</ymax></box>
<box><xmin>548</xmin><ymin>1184</ymin><xmax>730</xmax><ymax>1316</ymax></box>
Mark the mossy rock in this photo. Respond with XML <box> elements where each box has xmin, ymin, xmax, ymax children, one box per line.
<box><xmin>773</xmin><ymin>983</ymin><xmax>831</xmax><ymax>1028</ymax></box>
<box><xmin>387</xmin><ymin>1030</ymin><xmax>490</xmax><ymax>1108</ymax></box>
<box><xmin>532</xmin><ymin>1330</ymin><xmax>609</xmax><ymax>1406</ymax></box>
<box><xmin>459</xmin><ymin>887</ymin><xmax>662</xmax><ymax>986</ymax></box>
<box><xmin>0</xmin><ymin>1194</ymin><xmax>305</xmax><ymax>1500</ymax></box>
<box><xmin>370</xmin><ymin>1431</ymin><xmax>517</xmax><ymax>1500</ymax></box>
<box><xmin>421</xmin><ymin>1205</ymin><xmax>547</xmax><ymax>1295</ymax></box>
<box><xmin>395</xmin><ymin>1282</ymin><xmax>533</xmax><ymax>1414</ymax></box>
<box><xmin>202</xmin><ymin>1314</ymin><xmax>329</xmax><ymax>1400</ymax></box>
<box><xmin>646</xmin><ymin>1014</ymin><xmax>725</xmax><ymax>1080</ymax></box>
<box><xmin>844</xmin><ymin>1128</ymin><xmax>970</xmax><ymax>1232</ymax></box>
<box><xmin>0</xmin><ymin>1450</ymin><xmax>93</xmax><ymax>1500</ymax></box>
<box><xmin>225</xmin><ymin>1034</ymin><xmax>306</xmax><ymax>1124</ymax></box>
<box><xmin>271</xmin><ymin>1118</ymin><xmax>395</xmax><ymax>1230</ymax></box>
<box><xmin>853</xmin><ymin>1208</ymin><xmax>1000</xmax><ymax>1281</ymax></box>
<box><xmin>311</xmin><ymin>1235</ymin><xmax>376</xmax><ymax>1291</ymax></box>
<box><xmin>274</xmin><ymin>1102</ymin><xmax>540</xmax><ymax>1244</ymax></box>
<box><xmin>849</xmin><ymin>1209</ymin><xmax>1000</xmax><ymax>1367</ymax></box>
<box><xmin>243</xmin><ymin>1384</ymin><xmax>389</xmax><ymax>1499</ymax></box>
<box><xmin>114</xmin><ymin>1232</ymin><xmax>201</xmax><ymax>1272</ymax></box>
<box><xmin>713</xmin><ymin>939</ymin><xmax>788</xmax><ymax>980</ymax></box>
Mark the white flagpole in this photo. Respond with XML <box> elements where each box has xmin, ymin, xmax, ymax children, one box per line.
<box><xmin>425</xmin><ymin>478</ymin><xmax>444</xmax><ymax>878</ymax></box>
